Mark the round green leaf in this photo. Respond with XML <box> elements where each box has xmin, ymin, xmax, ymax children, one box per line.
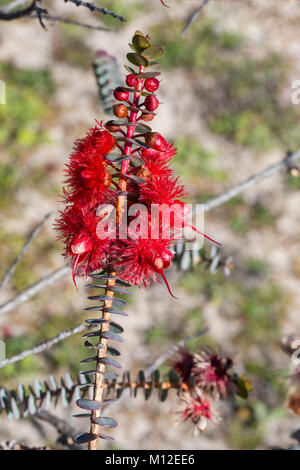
<box><xmin>142</xmin><ymin>46</ymin><xmax>165</xmax><ymax>61</ymax></box>
<box><xmin>132</xmin><ymin>34</ymin><xmax>152</xmax><ymax>53</ymax></box>
<box><xmin>127</xmin><ymin>53</ymin><xmax>149</xmax><ymax>67</ymax></box>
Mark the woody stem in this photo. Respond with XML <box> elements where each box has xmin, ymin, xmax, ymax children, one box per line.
<box><xmin>88</xmin><ymin>274</ymin><xmax>116</xmax><ymax>450</ymax></box>
<box><xmin>88</xmin><ymin>66</ymin><xmax>144</xmax><ymax>450</ymax></box>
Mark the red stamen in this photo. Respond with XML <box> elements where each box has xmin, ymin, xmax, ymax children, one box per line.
<box><xmin>159</xmin><ymin>269</ymin><xmax>178</xmax><ymax>299</ymax></box>
<box><xmin>186</xmin><ymin>223</ymin><xmax>221</xmax><ymax>246</ymax></box>
<box><xmin>72</xmin><ymin>253</ymin><xmax>81</xmax><ymax>290</ymax></box>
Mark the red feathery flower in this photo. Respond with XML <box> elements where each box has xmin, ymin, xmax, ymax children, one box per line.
<box><xmin>113</xmin><ymin>236</ymin><xmax>175</xmax><ymax>296</ymax></box>
<box><xmin>192</xmin><ymin>349</ymin><xmax>234</xmax><ymax>398</ymax></box>
<box><xmin>63</xmin><ymin>127</ymin><xmax>115</xmax><ymax>208</ymax></box>
<box><xmin>140</xmin><ymin>142</ymin><xmax>176</xmax><ymax>166</ymax></box>
<box><xmin>139</xmin><ymin>173</ymin><xmax>186</xmax><ymax>207</ymax></box>
<box><xmin>55</xmin><ymin>205</ymin><xmax>112</xmax><ymax>285</ymax></box>
<box><xmin>73</xmin><ymin>125</ymin><xmax>116</xmax><ymax>157</ymax></box>
<box><xmin>180</xmin><ymin>390</ymin><xmax>219</xmax><ymax>434</ymax></box>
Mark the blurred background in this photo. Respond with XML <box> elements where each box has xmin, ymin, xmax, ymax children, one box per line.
<box><xmin>0</xmin><ymin>0</ymin><xmax>300</xmax><ymax>450</ymax></box>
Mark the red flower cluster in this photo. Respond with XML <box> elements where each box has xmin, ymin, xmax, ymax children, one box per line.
<box><xmin>55</xmin><ymin>32</ymin><xmax>218</xmax><ymax>293</ymax></box>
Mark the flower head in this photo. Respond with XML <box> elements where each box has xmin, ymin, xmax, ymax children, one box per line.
<box><xmin>171</xmin><ymin>348</ymin><xmax>194</xmax><ymax>384</ymax></box>
<box><xmin>192</xmin><ymin>349</ymin><xmax>234</xmax><ymax>398</ymax></box>
<box><xmin>55</xmin><ymin>205</ymin><xmax>112</xmax><ymax>285</ymax></box>
<box><xmin>180</xmin><ymin>390</ymin><xmax>220</xmax><ymax>434</ymax></box>
<box><xmin>64</xmin><ymin>126</ymin><xmax>115</xmax><ymax>208</ymax></box>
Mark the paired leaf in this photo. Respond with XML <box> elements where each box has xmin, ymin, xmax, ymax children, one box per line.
<box><xmin>127</xmin><ymin>53</ymin><xmax>149</xmax><ymax>67</ymax></box>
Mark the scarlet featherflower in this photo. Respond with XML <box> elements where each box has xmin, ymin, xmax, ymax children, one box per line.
<box><xmin>180</xmin><ymin>390</ymin><xmax>220</xmax><ymax>434</ymax></box>
<box><xmin>113</xmin><ymin>236</ymin><xmax>175</xmax><ymax>296</ymax></box>
<box><xmin>139</xmin><ymin>173</ymin><xmax>186</xmax><ymax>207</ymax></box>
<box><xmin>55</xmin><ymin>31</ymin><xmax>219</xmax><ymax>296</ymax></box>
<box><xmin>55</xmin><ymin>204</ymin><xmax>112</xmax><ymax>285</ymax></box>
<box><xmin>192</xmin><ymin>349</ymin><xmax>234</xmax><ymax>398</ymax></box>
<box><xmin>63</xmin><ymin>126</ymin><xmax>115</xmax><ymax>208</ymax></box>
<box><xmin>140</xmin><ymin>142</ymin><xmax>176</xmax><ymax>166</ymax></box>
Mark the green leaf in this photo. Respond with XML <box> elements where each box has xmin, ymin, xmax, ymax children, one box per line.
<box><xmin>142</xmin><ymin>46</ymin><xmax>165</xmax><ymax>61</ymax></box>
<box><xmin>132</xmin><ymin>34</ymin><xmax>152</xmax><ymax>53</ymax></box>
<box><xmin>127</xmin><ymin>53</ymin><xmax>149</xmax><ymax>67</ymax></box>
<box><xmin>137</xmin><ymin>71</ymin><xmax>161</xmax><ymax>78</ymax></box>
<box><xmin>233</xmin><ymin>374</ymin><xmax>252</xmax><ymax>399</ymax></box>
<box><xmin>135</xmin><ymin>123</ymin><xmax>152</xmax><ymax>133</ymax></box>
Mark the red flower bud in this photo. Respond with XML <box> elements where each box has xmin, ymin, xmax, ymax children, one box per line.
<box><xmin>71</xmin><ymin>232</ymin><xmax>93</xmax><ymax>255</ymax></box>
<box><xmin>144</xmin><ymin>94</ymin><xmax>159</xmax><ymax>111</ymax></box>
<box><xmin>113</xmin><ymin>87</ymin><xmax>129</xmax><ymax>101</ymax></box>
<box><xmin>126</xmin><ymin>74</ymin><xmax>139</xmax><ymax>88</ymax></box>
<box><xmin>113</xmin><ymin>103</ymin><xmax>128</xmax><ymax>118</ymax></box>
<box><xmin>144</xmin><ymin>77</ymin><xmax>159</xmax><ymax>92</ymax></box>
<box><xmin>145</xmin><ymin>132</ymin><xmax>168</xmax><ymax>151</ymax></box>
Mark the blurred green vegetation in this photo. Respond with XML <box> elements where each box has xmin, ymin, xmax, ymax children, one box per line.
<box><xmin>219</xmin><ymin>196</ymin><xmax>276</xmax><ymax>234</ymax></box>
<box><xmin>174</xmin><ymin>137</ymin><xmax>227</xmax><ymax>195</ymax></box>
<box><xmin>0</xmin><ymin>63</ymin><xmax>53</xmax><ymax>154</ymax></box>
<box><xmin>228</xmin><ymin>400</ymin><xmax>285</xmax><ymax>449</ymax></box>
<box><xmin>179</xmin><ymin>264</ymin><xmax>286</xmax><ymax>349</ymax></box>
<box><xmin>0</xmin><ymin>313</ymin><xmax>85</xmax><ymax>382</ymax></box>
<box><xmin>152</xmin><ymin>20</ymin><xmax>300</xmax><ymax>150</ymax></box>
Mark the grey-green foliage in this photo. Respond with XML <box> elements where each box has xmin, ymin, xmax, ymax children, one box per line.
<box><xmin>0</xmin><ymin>369</ymin><xmax>181</xmax><ymax>421</ymax></box>
<box><xmin>93</xmin><ymin>51</ymin><xmax>122</xmax><ymax>114</ymax></box>
<box><xmin>174</xmin><ymin>243</ymin><xmax>233</xmax><ymax>276</ymax></box>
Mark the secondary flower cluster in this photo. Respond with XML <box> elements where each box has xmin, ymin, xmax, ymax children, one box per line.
<box><xmin>56</xmin><ymin>32</ymin><xmax>207</xmax><ymax>294</ymax></box>
<box><xmin>171</xmin><ymin>347</ymin><xmax>250</xmax><ymax>433</ymax></box>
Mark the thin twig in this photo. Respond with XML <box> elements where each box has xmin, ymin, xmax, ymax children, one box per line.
<box><xmin>196</xmin><ymin>149</ymin><xmax>300</xmax><ymax>215</ymax></box>
<box><xmin>0</xmin><ymin>323</ymin><xmax>86</xmax><ymax>368</ymax></box>
<box><xmin>0</xmin><ymin>266</ymin><xmax>69</xmax><ymax>317</ymax></box>
<box><xmin>0</xmin><ymin>213</ymin><xmax>51</xmax><ymax>291</ymax></box>
<box><xmin>181</xmin><ymin>0</ymin><xmax>211</xmax><ymax>37</ymax></box>
<box><xmin>64</xmin><ymin>0</ymin><xmax>126</xmax><ymax>22</ymax></box>
<box><xmin>31</xmin><ymin>12</ymin><xmax>111</xmax><ymax>31</ymax></box>
<box><xmin>0</xmin><ymin>0</ymin><xmax>35</xmax><ymax>20</ymax></box>
<box><xmin>144</xmin><ymin>328</ymin><xmax>209</xmax><ymax>378</ymax></box>
<box><xmin>35</xmin><ymin>409</ymin><xmax>80</xmax><ymax>449</ymax></box>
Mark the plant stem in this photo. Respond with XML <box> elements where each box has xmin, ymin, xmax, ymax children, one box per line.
<box><xmin>88</xmin><ymin>274</ymin><xmax>116</xmax><ymax>450</ymax></box>
<box><xmin>88</xmin><ymin>65</ymin><xmax>144</xmax><ymax>450</ymax></box>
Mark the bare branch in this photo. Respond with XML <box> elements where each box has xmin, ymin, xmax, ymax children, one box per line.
<box><xmin>0</xmin><ymin>323</ymin><xmax>86</xmax><ymax>368</ymax></box>
<box><xmin>144</xmin><ymin>327</ymin><xmax>209</xmax><ymax>378</ymax></box>
<box><xmin>0</xmin><ymin>0</ymin><xmax>35</xmax><ymax>20</ymax></box>
<box><xmin>31</xmin><ymin>11</ymin><xmax>112</xmax><ymax>31</ymax></box>
<box><xmin>196</xmin><ymin>149</ymin><xmax>300</xmax><ymax>215</ymax></box>
<box><xmin>0</xmin><ymin>213</ymin><xmax>51</xmax><ymax>291</ymax></box>
<box><xmin>64</xmin><ymin>0</ymin><xmax>126</xmax><ymax>22</ymax></box>
<box><xmin>35</xmin><ymin>409</ymin><xmax>80</xmax><ymax>449</ymax></box>
<box><xmin>181</xmin><ymin>0</ymin><xmax>211</xmax><ymax>37</ymax></box>
<box><xmin>0</xmin><ymin>266</ymin><xmax>69</xmax><ymax>317</ymax></box>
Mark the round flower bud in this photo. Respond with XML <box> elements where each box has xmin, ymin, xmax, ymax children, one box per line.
<box><xmin>141</xmin><ymin>112</ymin><xmax>154</xmax><ymax>122</ymax></box>
<box><xmin>71</xmin><ymin>232</ymin><xmax>93</xmax><ymax>255</ymax></box>
<box><xmin>144</xmin><ymin>132</ymin><xmax>167</xmax><ymax>151</ymax></box>
<box><xmin>113</xmin><ymin>103</ymin><xmax>128</xmax><ymax>118</ymax></box>
<box><xmin>144</xmin><ymin>94</ymin><xmax>159</xmax><ymax>111</ymax></box>
<box><xmin>126</xmin><ymin>74</ymin><xmax>139</xmax><ymax>88</ymax></box>
<box><xmin>113</xmin><ymin>87</ymin><xmax>129</xmax><ymax>101</ymax></box>
<box><xmin>144</xmin><ymin>77</ymin><xmax>159</xmax><ymax>92</ymax></box>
